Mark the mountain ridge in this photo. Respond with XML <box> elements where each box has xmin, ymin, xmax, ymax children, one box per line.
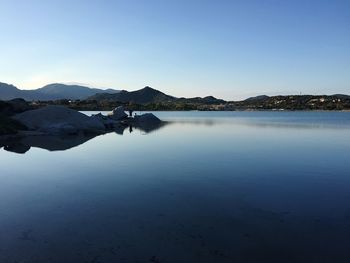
<box><xmin>1</xmin><ymin>82</ymin><xmax>349</xmax><ymax>110</ymax></box>
<box><xmin>88</xmin><ymin>86</ymin><xmax>176</xmax><ymax>104</ymax></box>
<box><xmin>0</xmin><ymin>82</ymin><xmax>120</xmax><ymax>101</ymax></box>
<box><xmin>0</xmin><ymin>82</ymin><xmax>225</xmax><ymax>105</ymax></box>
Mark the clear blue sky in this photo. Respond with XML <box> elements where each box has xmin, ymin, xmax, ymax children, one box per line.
<box><xmin>0</xmin><ymin>0</ymin><xmax>349</xmax><ymax>99</ymax></box>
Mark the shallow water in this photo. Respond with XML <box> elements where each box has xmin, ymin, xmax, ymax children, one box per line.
<box><xmin>0</xmin><ymin>111</ymin><xmax>350</xmax><ymax>263</ymax></box>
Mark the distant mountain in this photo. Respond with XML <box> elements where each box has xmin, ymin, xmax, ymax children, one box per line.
<box><xmin>89</xmin><ymin>86</ymin><xmax>226</xmax><ymax>105</ymax></box>
<box><xmin>0</xmin><ymin>82</ymin><xmax>224</xmax><ymax>105</ymax></box>
<box><xmin>0</xmin><ymin>83</ymin><xmax>24</xmax><ymax>100</ymax></box>
<box><xmin>244</xmin><ymin>95</ymin><xmax>270</xmax><ymax>102</ymax></box>
<box><xmin>89</xmin><ymin>86</ymin><xmax>176</xmax><ymax>104</ymax></box>
<box><xmin>36</xmin><ymin>83</ymin><xmax>120</xmax><ymax>100</ymax></box>
<box><xmin>0</xmin><ymin>82</ymin><xmax>119</xmax><ymax>101</ymax></box>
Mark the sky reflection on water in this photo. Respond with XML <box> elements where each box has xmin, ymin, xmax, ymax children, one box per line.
<box><xmin>0</xmin><ymin>111</ymin><xmax>350</xmax><ymax>262</ymax></box>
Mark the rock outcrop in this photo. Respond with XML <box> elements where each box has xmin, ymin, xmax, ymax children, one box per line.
<box><xmin>130</xmin><ymin>113</ymin><xmax>163</xmax><ymax>133</ymax></box>
<box><xmin>0</xmin><ymin>99</ymin><xmax>32</xmax><ymax>116</ymax></box>
<box><xmin>1</xmin><ymin>102</ymin><xmax>164</xmax><ymax>138</ymax></box>
<box><xmin>7</xmin><ymin>98</ymin><xmax>32</xmax><ymax>113</ymax></box>
<box><xmin>14</xmin><ymin>105</ymin><xmax>105</xmax><ymax>135</ymax></box>
<box><xmin>133</xmin><ymin>113</ymin><xmax>161</xmax><ymax>124</ymax></box>
<box><xmin>0</xmin><ymin>114</ymin><xmax>27</xmax><ymax>135</ymax></box>
<box><xmin>108</xmin><ymin>106</ymin><xmax>128</xmax><ymax>120</ymax></box>
<box><xmin>91</xmin><ymin>113</ymin><xmax>119</xmax><ymax>129</ymax></box>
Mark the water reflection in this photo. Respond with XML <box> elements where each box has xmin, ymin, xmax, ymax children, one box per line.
<box><xmin>0</xmin><ymin>111</ymin><xmax>350</xmax><ymax>262</ymax></box>
<box><xmin>167</xmin><ymin>118</ymin><xmax>350</xmax><ymax>130</ymax></box>
<box><xmin>0</xmin><ymin>121</ymin><xmax>168</xmax><ymax>153</ymax></box>
<box><xmin>124</xmin><ymin>120</ymin><xmax>168</xmax><ymax>134</ymax></box>
<box><xmin>1</xmin><ymin>134</ymin><xmax>98</xmax><ymax>154</ymax></box>
<box><xmin>2</xmin><ymin>110</ymin><xmax>350</xmax><ymax>154</ymax></box>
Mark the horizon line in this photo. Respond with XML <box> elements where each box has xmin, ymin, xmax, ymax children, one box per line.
<box><xmin>1</xmin><ymin>80</ymin><xmax>349</xmax><ymax>101</ymax></box>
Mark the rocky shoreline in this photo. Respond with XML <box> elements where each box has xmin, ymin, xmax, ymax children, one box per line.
<box><xmin>1</xmin><ymin>99</ymin><xmax>162</xmax><ymax>137</ymax></box>
<box><xmin>0</xmin><ymin>102</ymin><xmax>164</xmax><ymax>153</ymax></box>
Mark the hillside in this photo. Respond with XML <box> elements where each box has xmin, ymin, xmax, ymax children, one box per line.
<box><xmin>88</xmin><ymin>86</ymin><xmax>176</xmax><ymax>104</ymax></box>
<box><xmin>0</xmin><ymin>83</ymin><xmax>24</xmax><ymax>100</ymax></box>
<box><xmin>35</xmin><ymin>83</ymin><xmax>119</xmax><ymax>100</ymax></box>
<box><xmin>1</xmin><ymin>82</ymin><xmax>349</xmax><ymax>110</ymax></box>
<box><xmin>0</xmin><ymin>82</ymin><xmax>119</xmax><ymax>101</ymax></box>
<box><xmin>88</xmin><ymin>86</ymin><xmax>225</xmax><ymax>105</ymax></box>
<box><xmin>229</xmin><ymin>95</ymin><xmax>350</xmax><ymax>110</ymax></box>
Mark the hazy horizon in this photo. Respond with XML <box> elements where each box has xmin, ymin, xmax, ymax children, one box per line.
<box><xmin>1</xmin><ymin>0</ymin><xmax>349</xmax><ymax>100</ymax></box>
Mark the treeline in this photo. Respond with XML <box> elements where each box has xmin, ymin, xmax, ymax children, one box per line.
<box><xmin>17</xmin><ymin>94</ymin><xmax>350</xmax><ymax>112</ymax></box>
<box><xmin>33</xmin><ymin>100</ymin><xmax>205</xmax><ymax>111</ymax></box>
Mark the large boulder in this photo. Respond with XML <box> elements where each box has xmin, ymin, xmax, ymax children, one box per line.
<box><xmin>0</xmin><ymin>99</ymin><xmax>32</xmax><ymax>116</ymax></box>
<box><xmin>134</xmin><ymin>113</ymin><xmax>161</xmax><ymax>124</ymax></box>
<box><xmin>91</xmin><ymin>113</ymin><xmax>119</xmax><ymax>129</ymax></box>
<box><xmin>108</xmin><ymin>106</ymin><xmax>127</xmax><ymax>120</ymax></box>
<box><xmin>131</xmin><ymin>113</ymin><xmax>162</xmax><ymax>133</ymax></box>
<box><xmin>0</xmin><ymin>114</ymin><xmax>27</xmax><ymax>135</ymax></box>
<box><xmin>7</xmin><ymin>98</ymin><xmax>32</xmax><ymax>113</ymax></box>
<box><xmin>13</xmin><ymin>105</ymin><xmax>105</xmax><ymax>135</ymax></box>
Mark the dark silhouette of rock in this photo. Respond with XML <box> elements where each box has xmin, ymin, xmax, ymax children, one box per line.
<box><xmin>1</xmin><ymin>134</ymin><xmax>98</xmax><ymax>153</ymax></box>
<box><xmin>91</xmin><ymin>113</ymin><xmax>119</xmax><ymax>129</ymax></box>
<box><xmin>127</xmin><ymin>113</ymin><xmax>166</xmax><ymax>133</ymax></box>
<box><xmin>0</xmin><ymin>114</ymin><xmax>28</xmax><ymax>135</ymax></box>
<box><xmin>114</xmin><ymin>125</ymin><xmax>125</xmax><ymax>135</ymax></box>
<box><xmin>1</xmin><ymin>109</ymin><xmax>166</xmax><ymax>153</ymax></box>
<box><xmin>108</xmin><ymin>106</ymin><xmax>128</xmax><ymax>120</ymax></box>
<box><xmin>14</xmin><ymin>105</ymin><xmax>105</xmax><ymax>135</ymax></box>
<box><xmin>0</xmin><ymin>99</ymin><xmax>32</xmax><ymax>116</ymax></box>
<box><xmin>4</xmin><ymin>143</ymin><xmax>31</xmax><ymax>154</ymax></box>
<box><xmin>133</xmin><ymin>113</ymin><xmax>161</xmax><ymax>124</ymax></box>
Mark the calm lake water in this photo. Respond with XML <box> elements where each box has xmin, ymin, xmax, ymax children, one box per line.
<box><xmin>0</xmin><ymin>111</ymin><xmax>350</xmax><ymax>263</ymax></box>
